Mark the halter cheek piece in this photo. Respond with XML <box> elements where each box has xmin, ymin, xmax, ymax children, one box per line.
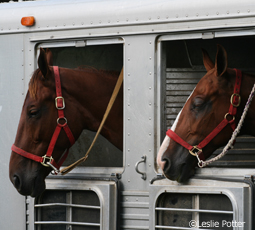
<box><xmin>166</xmin><ymin>69</ymin><xmax>242</xmax><ymax>168</ymax></box>
<box><xmin>11</xmin><ymin>66</ymin><xmax>75</xmax><ymax>174</ymax></box>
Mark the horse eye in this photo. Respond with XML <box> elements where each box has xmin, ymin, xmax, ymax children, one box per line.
<box><xmin>29</xmin><ymin>109</ymin><xmax>40</xmax><ymax>117</ymax></box>
<box><xmin>192</xmin><ymin>97</ymin><xmax>205</xmax><ymax>111</ymax></box>
<box><xmin>193</xmin><ymin>98</ymin><xmax>204</xmax><ymax>107</ymax></box>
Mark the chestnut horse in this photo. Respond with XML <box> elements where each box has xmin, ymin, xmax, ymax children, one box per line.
<box><xmin>157</xmin><ymin>45</ymin><xmax>255</xmax><ymax>182</ymax></box>
<box><xmin>9</xmin><ymin>48</ymin><xmax>123</xmax><ymax>197</ymax></box>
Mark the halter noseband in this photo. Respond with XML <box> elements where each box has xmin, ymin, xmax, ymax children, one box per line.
<box><xmin>11</xmin><ymin>66</ymin><xmax>75</xmax><ymax>174</ymax></box>
<box><xmin>166</xmin><ymin>69</ymin><xmax>242</xmax><ymax>167</ymax></box>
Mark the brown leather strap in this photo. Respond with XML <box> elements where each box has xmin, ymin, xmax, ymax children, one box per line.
<box><xmin>60</xmin><ymin>68</ymin><xmax>123</xmax><ymax>175</ymax></box>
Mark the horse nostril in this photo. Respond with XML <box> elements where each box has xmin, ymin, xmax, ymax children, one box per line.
<box><xmin>13</xmin><ymin>175</ymin><xmax>21</xmax><ymax>190</ymax></box>
<box><xmin>162</xmin><ymin>157</ymin><xmax>171</xmax><ymax>172</ymax></box>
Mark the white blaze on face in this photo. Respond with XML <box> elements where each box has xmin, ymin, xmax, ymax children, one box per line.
<box><xmin>157</xmin><ymin>88</ymin><xmax>196</xmax><ymax>171</ymax></box>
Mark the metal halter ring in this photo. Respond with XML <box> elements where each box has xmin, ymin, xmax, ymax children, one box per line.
<box><xmin>57</xmin><ymin>117</ymin><xmax>67</xmax><ymax>126</ymax></box>
<box><xmin>41</xmin><ymin>155</ymin><xmax>54</xmax><ymax>167</ymax></box>
<box><xmin>189</xmin><ymin>146</ymin><xmax>202</xmax><ymax>156</ymax></box>
<box><xmin>224</xmin><ymin>113</ymin><xmax>235</xmax><ymax>122</ymax></box>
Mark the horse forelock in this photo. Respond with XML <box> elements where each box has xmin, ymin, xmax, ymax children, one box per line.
<box><xmin>28</xmin><ymin>69</ymin><xmax>41</xmax><ymax>99</ymax></box>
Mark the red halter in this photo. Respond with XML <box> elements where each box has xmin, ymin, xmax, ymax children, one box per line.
<box><xmin>11</xmin><ymin>66</ymin><xmax>75</xmax><ymax>174</ymax></box>
<box><xmin>166</xmin><ymin>69</ymin><xmax>242</xmax><ymax>166</ymax></box>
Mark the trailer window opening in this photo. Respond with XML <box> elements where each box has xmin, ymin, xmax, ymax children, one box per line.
<box><xmin>37</xmin><ymin>42</ymin><xmax>123</xmax><ymax>169</ymax></box>
<box><xmin>158</xmin><ymin>35</ymin><xmax>255</xmax><ymax>170</ymax></box>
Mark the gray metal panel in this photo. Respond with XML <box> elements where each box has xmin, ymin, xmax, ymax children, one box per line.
<box><xmin>0</xmin><ymin>34</ymin><xmax>26</xmax><ymax>229</ymax></box>
<box><xmin>0</xmin><ymin>0</ymin><xmax>255</xmax><ymax>37</ymax></box>
<box><xmin>122</xmin><ymin>35</ymin><xmax>157</xmax><ymax>191</ymax></box>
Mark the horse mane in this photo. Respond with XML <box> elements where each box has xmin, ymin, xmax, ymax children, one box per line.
<box><xmin>28</xmin><ymin>66</ymin><xmax>120</xmax><ymax>99</ymax></box>
<box><xmin>75</xmin><ymin>66</ymin><xmax>119</xmax><ymax>79</ymax></box>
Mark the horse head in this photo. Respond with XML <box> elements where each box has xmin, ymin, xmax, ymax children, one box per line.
<box><xmin>9</xmin><ymin>48</ymin><xmax>84</xmax><ymax>197</ymax></box>
<box><xmin>157</xmin><ymin>44</ymin><xmax>254</xmax><ymax>182</ymax></box>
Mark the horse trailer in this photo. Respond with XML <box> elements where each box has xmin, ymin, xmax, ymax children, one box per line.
<box><xmin>1</xmin><ymin>0</ymin><xmax>255</xmax><ymax>229</ymax></box>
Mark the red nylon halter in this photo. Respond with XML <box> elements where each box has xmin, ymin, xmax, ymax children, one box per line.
<box><xmin>11</xmin><ymin>66</ymin><xmax>75</xmax><ymax>174</ymax></box>
<box><xmin>166</xmin><ymin>69</ymin><xmax>242</xmax><ymax>166</ymax></box>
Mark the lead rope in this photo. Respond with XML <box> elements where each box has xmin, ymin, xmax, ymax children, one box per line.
<box><xmin>60</xmin><ymin>68</ymin><xmax>123</xmax><ymax>175</ymax></box>
<box><xmin>198</xmin><ymin>82</ymin><xmax>255</xmax><ymax>168</ymax></box>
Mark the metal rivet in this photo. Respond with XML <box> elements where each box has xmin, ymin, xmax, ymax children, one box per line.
<box><xmin>248</xmin><ymin>9</ymin><xmax>250</xmax><ymax>13</ymax></box>
<box><xmin>196</xmin><ymin>13</ymin><xmax>199</xmax><ymax>17</ymax></box>
<box><xmin>226</xmin><ymin>11</ymin><xmax>229</xmax><ymax>14</ymax></box>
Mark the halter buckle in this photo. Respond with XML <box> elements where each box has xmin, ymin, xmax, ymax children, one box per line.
<box><xmin>55</xmin><ymin>96</ymin><xmax>65</xmax><ymax>110</ymax></box>
<box><xmin>41</xmin><ymin>155</ymin><xmax>54</xmax><ymax>167</ymax></box>
<box><xmin>230</xmin><ymin>93</ymin><xmax>241</xmax><ymax>107</ymax></box>
<box><xmin>189</xmin><ymin>146</ymin><xmax>202</xmax><ymax>156</ymax></box>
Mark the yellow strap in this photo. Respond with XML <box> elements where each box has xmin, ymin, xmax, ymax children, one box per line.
<box><xmin>60</xmin><ymin>68</ymin><xmax>123</xmax><ymax>175</ymax></box>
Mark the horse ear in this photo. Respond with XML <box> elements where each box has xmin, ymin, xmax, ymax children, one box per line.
<box><xmin>215</xmin><ymin>44</ymin><xmax>228</xmax><ymax>77</ymax></box>
<box><xmin>46</xmin><ymin>48</ymin><xmax>53</xmax><ymax>66</ymax></box>
<box><xmin>38</xmin><ymin>48</ymin><xmax>50</xmax><ymax>78</ymax></box>
<box><xmin>202</xmin><ymin>48</ymin><xmax>214</xmax><ymax>72</ymax></box>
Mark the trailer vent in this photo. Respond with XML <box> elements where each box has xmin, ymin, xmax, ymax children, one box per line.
<box><xmin>34</xmin><ymin>190</ymin><xmax>101</xmax><ymax>230</ymax></box>
<box><xmin>155</xmin><ymin>193</ymin><xmax>234</xmax><ymax>230</ymax></box>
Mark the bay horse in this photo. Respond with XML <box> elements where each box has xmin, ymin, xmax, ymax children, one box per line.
<box><xmin>157</xmin><ymin>44</ymin><xmax>255</xmax><ymax>182</ymax></box>
<box><xmin>9</xmin><ymin>48</ymin><xmax>123</xmax><ymax>197</ymax></box>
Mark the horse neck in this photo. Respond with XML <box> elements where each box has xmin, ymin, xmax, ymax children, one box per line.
<box><xmin>60</xmin><ymin>68</ymin><xmax>123</xmax><ymax>149</ymax></box>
